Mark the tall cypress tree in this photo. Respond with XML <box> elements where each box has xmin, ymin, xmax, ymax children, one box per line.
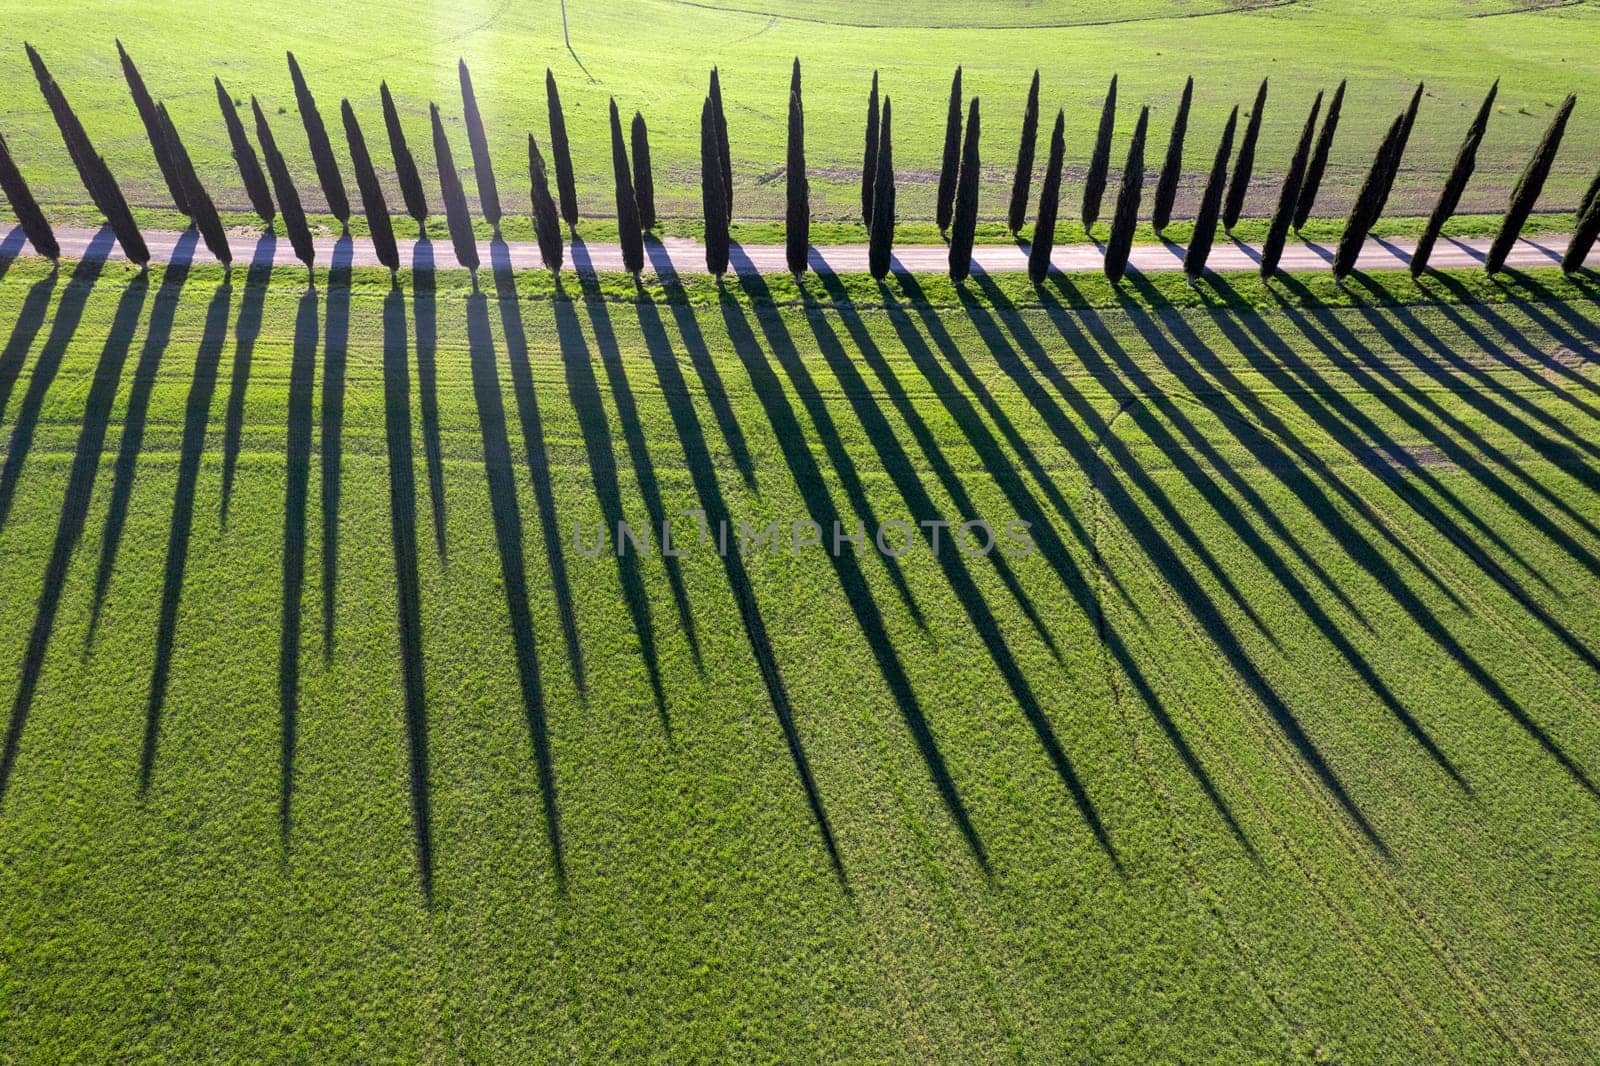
<box><xmin>949</xmin><ymin>97</ymin><xmax>982</xmax><ymax>284</ymax></box>
<box><xmin>157</xmin><ymin>103</ymin><xmax>230</xmax><ymax>267</ymax></box>
<box><xmin>215</xmin><ymin>77</ymin><xmax>275</xmax><ymax>225</ymax></box>
<box><xmin>1578</xmin><ymin>165</ymin><xmax>1600</xmax><ymax>227</ymax></box>
<box><xmin>341</xmin><ymin>100</ymin><xmax>398</xmax><ymax>275</ymax></box>
<box><xmin>381</xmin><ymin>81</ymin><xmax>429</xmax><ymax>229</ymax></box>
<box><xmin>1292</xmin><ymin>78</ymin><xmax>1346</xmax><ymax>232</ymax></box>
<box><xmin>701</xmin><ymin>97</ymin><xmax>729</xmax><ymax>277</ymax></box>
<box><xmin>710</xmin><ymin>67</ymin><xmax>733</xmax><ymax>218</ymax></box>
<box><xmin>0</xmin><ymin>129</ymin><xmax>59</xmax><ymax>260</ymax></box>
<box><xmin>252</xmin><ymin>97</ymin><xmax>315</xmax><ymax>272</ymax></box>
<box><xmin>1375</xmin><ymin>82</ymin><xmax>1424</xmax><ymax>218</ymax></box>
<box><xmin>609</xmin><ymin>99</ymin><xmax>644</xmax><ymax>280</ymax></box>
<box><xmin>1260</xmin><ymin>91</ymin><xmax>1323</xmax><ymax>279</ymax></box>
<box><xmin>1029</xmin><ymin>109</ymin><xmax>1066</xmax><ymax>286</ymax></box>
<box><xmin>1223</xmin><ymin>77</ymin><xmax>1268</xmax><ymax>233</ymax></box>
<box><xmin>1562</xmin><ymin>175</ymin><xmax>1600</xmax><ymax>274</ymax></box>
<box><xmin>1082</xmin><ymin>74</ymin><xmax>1118</xmax><ymax>230</ymax></box>
<box><xmin>1104</xmin><ymin>106</ymin><xmax>1149</xmax><ymax>285</ymax></box>
<box><xmin>1151</xmin><ymin>75</ymin><xmax>1193</xmax><ymax>236</ymax></box>
<box><xmin>286</xmin><ymin>51</ymin><xmax>351</xmax><ymax>225</ymax></box>
<box><xmin>457</xmin><ymin>59</ymin><xmax>501</xmax><ymax>232</ymax></box>
<box><xmin>868</xmin><ymin>97</ymin><xmax>896</xmax><ymax>280</ymax></box>
<box><xmin>1007</xmin><ymin>70</ymin><xmax>1041</xmax><ymax>235</ymax></box>
<box><xmin>785</xmin><ymin>58</ymin><xmax>809</xmax><ymax>276</ymax></box>
<box><xmin>94</xmin><ymin>154</ymin><xmax>150</xmax><ymax>268</ymax></box>
<box><xmin>1487</xmin><ymin>92</ymin><xmax>1577</xmax><ymax>274</ymax></box>
<box><xmin>529</xmin><ymin>134</ymin><xmax>564</xmax><ymax>276</ymax></box>
<box><xmin>430</xmin><ymin>103</ymin><xmax>480</xmax><ymax>275</ymax></box>
<box><xmin>1412</xmin><ymin>79</ymin><xmax>1497</xmax><ymax>276</ymax></box>
<box><xmin>936</xmin><ymin>67</ymin><xmax>963</xmax><ymax>237</ymax></box>
<box><xmin>861</xmin><ymin>71</ymin><xmax>880</xmax><ymax>226</ymax></box>
<box><xmin>546</xmin><ymin>70</ymin><xmax>579</xmax><ymax>233</ymax></box>
<box><xmin>1333</xmin><ymin>111</ymin><xmax>1406</xmax><ymax>281</ymax></box>
<box><xmin>631</xmin><ymin>112</ymin><xmax>657</xmax><ymax>231</ymax></box>
<box><xmin>1183</xmin><ymin>107</ymin><xmax>1238</xmax><ymax>278</ymax></box>
<box><xmin>116</xmin><ymin>40</ymin><xmax>188</xmax><ymax>216</ymax></box>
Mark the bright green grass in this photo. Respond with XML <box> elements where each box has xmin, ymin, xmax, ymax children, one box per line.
<box><xmin>0</xmin><ymin>0</ymin><xmax>1598</xmax><ymax>230</ymax></box>
<box><xmin>2</xmin><ymin>248</ymin><xmax>1600</xmax><ymax>1059</ymax></box>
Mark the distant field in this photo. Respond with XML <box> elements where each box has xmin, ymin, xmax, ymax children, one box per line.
<box><xmin>0</xmin><ymin>0</ymin><xmax>1598</xmax><ymax>230</ymax></box>
<box><xmin>2</xmin><ymin>249</ymin><xmax>1600</xmax><ymax>1057</ymax></box>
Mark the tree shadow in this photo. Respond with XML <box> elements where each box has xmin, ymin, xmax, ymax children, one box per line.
<box><xmin>0</xmin><ymin>274</ymin><xmax>61</xmax><ymax>432</ymax></box>
<box><xmin>0</xmin><ymin>232</ymin><xmax>113</xmax><ymax>538</ymax></box>
<box><xmin>464</xmin><ymin>290</ymin><xmax>565</xmax><ymax>887</ymax></box>
<box><xmin>412</xmin><ymin>238</ymin><xmax>449</xmax><ymax>562</ymax></box>
<box><xmin>139</xmin><ymin>281</ymin><xmax>233</xmax><ymax>791</ymax></box>
<box><xmin>559</xmin><ymin>238</ymin><xmax>670</xmax><ymax>730</ymax></box>
<box><xmin>0</xmin><ymin>271</ymin><xmax>148</xmax><ymax>807</ymax></box>
<box><xmin>0</xmin><ymin>226</ymin><xmax>27</xmax><ymax>282</ymax></box>
<box><xmin>635</xmin><ymin>266</ymin><xmax>848</xmax><ymax>886</ymax></box>
<box><xmin>380</xmin><ymin>287</ymin><xmax>435</xmax><ymax>901</ymax></box>
<box><xmin>221</xmin><ymin>234</ymin><xmax>277</xmax><ymax>525</ymax></box>
<box><xmin>280</xmin><ymin>286</ymin><xmax>318</xmax><ymax>840</ymax></box>
<box><xmin>87</xmin><ymin>230</ymin><xmax>200</xmax><ymax>647</ymax></box>
<box><xmin>320</xmin><ymin>235</ymin><xmax>353</xmax><ymax>659</ymax></box>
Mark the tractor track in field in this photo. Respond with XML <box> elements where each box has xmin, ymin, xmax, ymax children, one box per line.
<box><xmin>648</xmin><ymin>0</ymin><xmax>1300</xmax><ymax>32</ymax></box>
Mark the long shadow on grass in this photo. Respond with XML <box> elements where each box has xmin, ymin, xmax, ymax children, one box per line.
<box><xmin>0</xmin><ymin>226</ymin><xmax>27</xmax><ymax>283</ymax></box>
<box><xmin>412</xmin><ymin>238</ymin><xmax>448</xmax><ymax>561</ymax></box>
<box><xmin>464</xmin><ymin>289</ymin><xmax>565</xmax><ymax>886</ymax></box>
<box><xmin>560</xmin><ymin>239</ymin><xmax>669</xmax><ymax>728</ymax></box>
<box><xmin>486</xmin><ymin>244</ymin><xmax>582</xmax><ymax>694</ymax></box>
<box><xmin>280</xmin><ymin>287</ymin><xmax>318</xmax><ymax>839</ymax></box>
<box><xmin>0</xmin><ymin>274</ymin><xmax>60</xmax><ymax>433</ymax></box>
<box><xmin>220</xmin><ymin>234</ymin><xmax>277</xmax><ymax>526</ymax></box>
<box><xmin>0</xmin><ymin>232</ymin><xmax>112</xmax><ymax>539</ymax></box>
<box><xmin>321</xmin><ymin>237</ymin><xmax>353</xmax><ymax>658</ymax></box>
<box><xmin>636</xmin><ymin>250</ymin><xmax>847</xmax><ymax>884</ymax></box>
<box><xmin>381</xmin><ymin>286</ymin><xmax>435</xmax><ymax>900</ymax></box>
<box><xmin>885</xmin><ymin>271</ymin><xmax>1253</xmax><ymax>860</ymax></box>
<box><xmin>0</xmin><ymin>272</ymin><xmax>147</xmax><ymax>807</ymax></box>
<box><xmin>87</xmin><ymin>230</ymin><xmax>199</xmax><ymax>646</ymax></box>
<box><xmin>139</xmin><ymin>281</ymin><xmax>233</xmax><ymax>791</ymax></box>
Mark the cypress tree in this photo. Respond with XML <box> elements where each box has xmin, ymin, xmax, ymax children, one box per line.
<box><xmin>1104</xmin><ymin>106</ymin><xmax>1149</xmax><ymax>285</ymax></box>
<box><xmin>868</xmin><ymin>96</ymin><xmax>896</xmax><ymax>281</ymax></box>
<box><xmin>252</xmin><ymin>97</ymin><xmax>315</xmax><ymax>272</ymax></box>
<box><xmin>1487</xmin><ymin>92</ymin><xmax>1577</xmax><ymax>274</ymax></box>
<box><xmin>116</xmin><ymin>40</ymin><xmax>189</xmax><ymax>216</ymax></box>
<box><xmin>458</xmin><ymin>59</ymin><xmax>501</xmax><ymax>231</ymax></box>
<box><xmin>0</xmin><ymin>129</ymin><xmax>59</xmax><ymax>260</ymax></box>
<box><xmin>25</xmin><ymin>43</ymin><xmax>112</xmax><ymax>216</ymax></box>
<box><xmin>609</xmin><ymin>99</ymin><xmax>644</xmax><ymax>280</ymax></box>
<box><xmin>936</xmin><ymin>67</ymin><xmax>963</xmax><ymax>236</ymax></box>
<box><xmin>949</xmin><ymin>97</ymin><xmax>982</xmax><ymax>284</ymax></box>
<box><xmin>1293</xmin><ymin>78</ymin><xmax>1346</xmax><ymax>232</ymax></box>
<box><xmin>381</xmin><ymin>82</ymin><xmax>429</xmax><ymax>229</ymax></box>
<box><xmin>1579</xmin><ymin>164</ymin><xmax>1600</xmax><ymax>226</ymax></box>
<box><xmin>1561</xmin><ymin>174</ymin><xmax>1600</xmax><ymax>274</ymax></box>
<box><xmin>157</xmin><ymin>103</ymin><xmax>230</xmax><ymax>267</ymax></box>
<box><xmin>631</xmin><ymin>111</ymin><xmax>657</xmax><ymax>231</ymax></box>
<box><xmin>341</xmin><ymin>100</ymin><xmax>398</xmax><ymax>275</ymax></box>
<box><xmin>1007</xmin><ymin>70</ymin><xmax>1041</xmax><ymax>235</ymax></box>
<box><xmin>1223</xmin><ymin>77</ymin><xmax>1268</xmax><ymax>234</ymax></box>
<box><xmin>702</xmin><ymin>97</ymin><xmax>729</xmax><ymax>277</ymax></box>
<box><xmin>286</xmin><ymin>51</ymin><xmax>351</xmax><ymax>225</ymax></box>
<box><xmin>1029</xmin><ymin>109</ymin><xmax>1066</xmax><ymax>285</ymax></box>
<box><xmin>1412</xmin><ymin>79</ymin><xmax>1497</xmax><ymax>276</ymax></box>
<box><xmin>1333</xmin><ymin>111</ymin><xmax>1406</xmax><ymax>281</ymax></box>
<box><xmin>785</xmin><ymin>57</ymin><xmax>809</xmax><ymax>276</ymax></box>
<box><xmin>1151</xmin><ymin>75</ymin><xmax>1193</xmax><ymax>236</ymax></box>
<box><xmin>430</xmin><ymin>103</ymin><xmax>480</xmax><ymax>274</ymax></box>
<box><xmin>546</xmin><ymin>70</ymin><xmax>579</xmax><ymax>233</ymax></box>
<box><xmin>861</xmin><ymin>71</ymin><xmax>880</xmax><ymax>225</ymax></box>
<box><xmin>215</xmin><ymin>77</ymin><xmax>275</xmax><ymax>225</ymax></box>
<box><xmin>1082</xmin><ymin>74</ymin><xmax>1118</xmax><ymax>229</ymax></box>
<box><xmin>1375</xmin><ymin>83</ymin><xmax>1424</xmax><ymax>218</ymax></box>
<box><xmin>528</xmin><ymin>134</ymin><xmax>564</xmax><ymax>276</ymax></box>
<box><xmin>1260</xmin><ymin>91</ymin><xmax>1323</xmax><ymax>279</ymax></box>
<box><xmin>94</xmin><ymin>153</ymin><xmax>150</xmax><ymax>268</ymax></box>
<box><xmin>1183</xmin><ymin>106</ymin><xmax>1238</xmax><ymax>278</ymax></box>
<box><xmin>710</xmin><ymin>67</ymin><xmax>733</xmax><ymax>218</ymax></box>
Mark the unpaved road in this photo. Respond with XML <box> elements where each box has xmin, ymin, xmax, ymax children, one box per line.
<box><xmin>6</xmin><ymin>224</ymin><xmax>1593</xmax><ymax>278</ymax></box>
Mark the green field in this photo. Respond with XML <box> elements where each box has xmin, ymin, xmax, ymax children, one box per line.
<box><xmin>2</xmin><ymin>235</ymin><xmax>1600</xmax><ymax>1057</ymax></box>
<box><xmin>1</xmin><ymin>0</ymin><xmax>1599</xmax><ymax>233</ymax></box>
